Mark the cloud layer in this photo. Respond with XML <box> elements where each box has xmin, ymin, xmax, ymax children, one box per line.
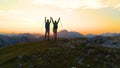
<box><xmin>32</xmin><ymin>0</ymin><xmax>120</xmax><ymax>9</ymax></box>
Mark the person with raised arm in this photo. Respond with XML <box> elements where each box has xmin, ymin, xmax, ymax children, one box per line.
<box><xmin>45</xmin><ymin>17</ymin><xmax>51</xmax><ymax>40</ymax></box>
<box><xmin>50</xmin><ymin>17</ymin><xmax>60</xmax><ymax>39</ymax></box>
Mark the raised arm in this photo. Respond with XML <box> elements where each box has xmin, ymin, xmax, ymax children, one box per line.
<box><xmin>50</xmin><ymin>17</ymin><xmax>54</xmax><ymax>23</ymax></box>
<box><xmin>57</xmin><ymin>17</ymin><xmax>60</xmax><ymax>23</ymax></box>
<box><xmin>45</xmin><ymin>17</ymin><xmax>47</xmax><ymax>23</ymax></box>
<box><xmin>49</xmin><ymin>17</ymin><xmax>51</xmax><ymax>23</ymax></box>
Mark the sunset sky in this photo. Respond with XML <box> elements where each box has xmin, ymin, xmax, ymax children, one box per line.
<box><xmin>0</xmin><ymin>0</ymin><xmax>120</xmax><ymax>34</ymax></box>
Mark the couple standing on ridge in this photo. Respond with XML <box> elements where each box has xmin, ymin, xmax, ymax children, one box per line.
<box><xmin>45</xmin><ymin>17</ymin><xmax>60</xmax><ymax>40</ymax></box>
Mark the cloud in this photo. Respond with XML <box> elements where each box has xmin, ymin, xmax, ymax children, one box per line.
<box><xmin>101</xmin><ymin>0</ymin><xmax>120</xmax><ymax>7</ymax></box>
<box><xmin>83</xmin><ymin>0</ymin><xmax>106</xmax><ymax>9</ymax></box>
<box><xmin>0</xmin><ymin>9</ymin><xmax>34</xmax><ymax>22</ymax></box>
<box><xmin>117</xmin><ymin>4</ymin><xmax>120</xmax><ymax>8</ymax></box>
<box><xmin>99</xmin><ymin>7</ymin><xmax>120</xmax><ymax>19</ymax></box>
<box><xmin>32</xmin><ymin>0</ymin><xmax>120</xmax><ymax>9</ymax></box>
<box><xmin>32</xmin><ymin>0</ymin><xmax>81</xmax><ymax>9</ymax></box>
<box><xmin>1</xmin><ymin>0</ymin><xmax>120</xmax><ymax>10</ymax></box>
<box><xmin>8</xmin><ymin>10</ymin><xmax>24</xmax><ymax>15</ymax></box>
<box><xmin>32</xmin><ymin>0</ymin><xmax>104</xmax><ymax>9</ymax></box>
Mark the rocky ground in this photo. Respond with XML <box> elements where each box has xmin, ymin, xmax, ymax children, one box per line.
<box><xmin>0</xmin><ymin>39</ymin><xmax>120</xmax><ymax>68</ymax></box>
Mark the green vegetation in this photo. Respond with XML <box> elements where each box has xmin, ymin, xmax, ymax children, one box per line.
<box><xmin>0</xmin><ymin>39</ymin><xmax>120</xmax><ymax>68</ymax></box>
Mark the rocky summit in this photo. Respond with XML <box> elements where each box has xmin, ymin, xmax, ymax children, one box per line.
<box><xmin>0</xmin><ymin>38</ymin><xmax>120</xmax><ymax>68</ymax></box>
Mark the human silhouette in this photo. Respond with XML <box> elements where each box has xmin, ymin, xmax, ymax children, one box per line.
<box><xmin>50</xmin><ymin>17</ymin><xmax>60</xmax><ymax>39</ymax></box>
<box><xmin>45</xmin><ymin>17</ymin><xmax>51</xmax><ymax>40</ymax></box>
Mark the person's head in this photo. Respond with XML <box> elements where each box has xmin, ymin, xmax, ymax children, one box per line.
<box><xmin>47</xmin><ymin>19</ymin><xmax>49</xmax><ymax>22</ymax></box>
<box><xmin>55</xmin><ymin>20</ymin><xmax>57</xmax><ymax>23</ymax></box>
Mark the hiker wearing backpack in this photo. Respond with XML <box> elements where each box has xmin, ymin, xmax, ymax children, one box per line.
<box><xmin>50</xmin><ymin>17</ymin><xmax>60</xmax><ymax>39</ymax></box>
<box><xmin>45</xmin><ymin>17</ymin><xmax>51</xmax><ymax>40</ymax></box>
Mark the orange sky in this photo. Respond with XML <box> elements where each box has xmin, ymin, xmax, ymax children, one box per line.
<box><xmin>0</xmin><ymin>0</ymin><xmax>120</xmax><ymax>35</ymax></box>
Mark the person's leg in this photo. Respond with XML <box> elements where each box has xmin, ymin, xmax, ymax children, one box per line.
<box><xmin>45</xmin><ymin>29</ymin><xmax>49</xmax><ymax>40</ymax></box>
<box><xmin>54</xmin><ymin>33</ymin><xmax>56</xmax><ymax>39</ymax></box>
<box><xmin>47</xmin><ymin>29</ymin><xmax>50</xmax><ymax>40</ymax></box>
<box><xmin>45</xmin><ymin>31</ymin><xmax>47</xmax><ymax>40</ymax></box>
<box><xmin>56</xmin><ymin>30</ymin><xmax>57</xmax><ymax>39</ymax></box>
<box><xmin>48</xmin><ymin>31</ymin><xmax>50</xmax><ymax>40</ymax></box>
<box><xmin>53</xmin><ymin>29</ymin><xmax>55</xmax><ymax>39</ymax></box>
<box><xmin>54</xmin><ymin>30</ymin><xmax>57</xmax><ymax>39</ymax></box>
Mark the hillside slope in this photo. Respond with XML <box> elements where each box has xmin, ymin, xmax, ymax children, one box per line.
<box><xmin>0</xmin><ymin>39</ymin><xmax>120</xmax><ymax>68</ymax></box>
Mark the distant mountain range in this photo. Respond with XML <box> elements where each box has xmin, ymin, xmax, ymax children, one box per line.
<box><xmin>58</xmin><ymin>30</ymin><xmax>85</xmax><ymax>38</ymax></box>
<box><xmin>58</xmin><ymin>30</ymin><xmax>120</xmax><ymax>38</ymax></box>
<box><xmin>86</xmin><ymin>33</ymin><xmax>120</xmax><ymax>38</ymax></box>
<box><xmin>0</xmin><ymin>30</ymin><xmax>120</xmax><ymax>47</ymax></box>
<box><xmin>101</xmin><ymin>33</ymin><xmax>120</xmax><ymax>37</ymax></box>
<box><xmin>0</xmin><ymin>33</ymin><xmax>43</xmax><ymax>47</ymax></box>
